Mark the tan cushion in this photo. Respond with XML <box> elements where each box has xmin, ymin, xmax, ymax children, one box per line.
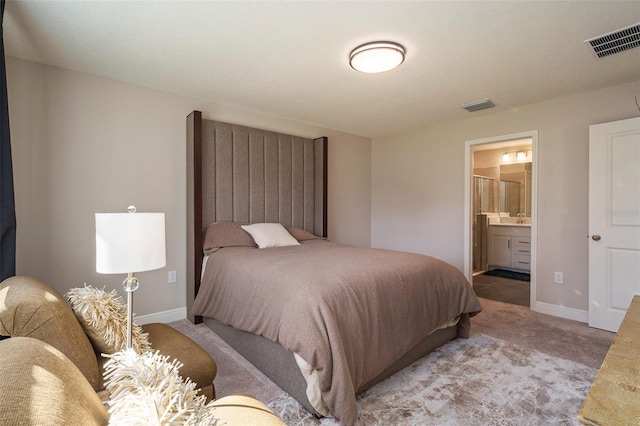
<box><xmin>208</xmin><ymin>395</ymin><xmax>285</xmax><ymax>425</ymax></box>
<box><xmin>0</xmin><ymin>337</ymin><xmax>108</xmax><ymax>425</ymax></box>
<box><xmin>65</xmin><ymin>284</ymin><xmax>151</xmax><ymax>354</ymax></box>
<box><xmin>142</xmin><ymin>322</ymin><xmax>217</xmax><ymax>400</ymax></box>
<box><xmin>0</xmin><ymin>276</ymin><xmax>101</xmax><ymax>389</ymax></box>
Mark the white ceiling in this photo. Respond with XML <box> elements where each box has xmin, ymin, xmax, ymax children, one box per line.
<box><xmin>4</xmin><ymin>1</ymin><xmax>640</xmax><ymax>138</ymax></box>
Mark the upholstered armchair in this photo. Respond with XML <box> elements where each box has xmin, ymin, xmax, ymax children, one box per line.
<box><xmin>0</xmin><ymin>275</ymin><xmax>288</xmax><ymax>425</ymax></box>
<box><xmin>0</xmin><ymin>275</ymin><xmax>217</xmax><ymax>400</ymax></box>
<box><xmin>0</xmin><ymin>275</ymin><xmax>286</xmax><ymax>425</ymax></box>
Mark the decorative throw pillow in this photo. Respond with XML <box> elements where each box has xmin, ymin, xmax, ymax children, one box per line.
<box><xmin>104</xmin><ymin>349</ymin><xmax>219</xmax><ymax>426</ymax></box>
<box><xmin>286</xmin><ymin>227</ymin><xmax>324</xmax><ymax>242</ymax></box>
<box><xmin>65</xmin><ymin>285</ymin><xmax>151</xmax><ymax>354</ymax></box>
<box><xmin>241</xmin><ymin>223</ymin><xmax>301</xmax><ymax>248</ymax></box>
<box><xmin>202</xmin><ymin>221</ymin><xmax>256</xmax><ymax>255</ymax></box>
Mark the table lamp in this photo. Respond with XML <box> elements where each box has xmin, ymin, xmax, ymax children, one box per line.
<box><xmin>95</xmin><ymin>206</ymin><xmax>166</xmax><ymax>349</ymax></box>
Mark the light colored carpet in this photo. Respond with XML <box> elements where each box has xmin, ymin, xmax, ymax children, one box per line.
<box><xmin>170</xmin><ymin>298</ymin><xmax>613</xmax><ymax>425</ymax></box>
<box><xmin>472</xmin><ymin>298</ymin><xmax>614</xmax><ymax>370</ymax></box>
<box><xmin>266</xmin><ymin>333</ymin><xmax>596</xmax><ymax>425</ymax></box>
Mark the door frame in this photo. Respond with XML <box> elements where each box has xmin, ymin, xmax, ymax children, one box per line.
<box><xmin>463</xmin><ymin>130</ymin><xmax>539</xmax><ymax>310</ymax></box>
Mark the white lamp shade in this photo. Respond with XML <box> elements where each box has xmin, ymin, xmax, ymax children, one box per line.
<box><xmin>96</xmin><ymin>212</ymin><xmax>166</xmax><ymax>274</ymax></box>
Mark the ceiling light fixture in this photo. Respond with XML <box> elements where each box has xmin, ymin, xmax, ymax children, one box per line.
<box><xmin>349</xmin><ymin>41</ymin><xmax>405</xmax><ymax>73</ymax></box>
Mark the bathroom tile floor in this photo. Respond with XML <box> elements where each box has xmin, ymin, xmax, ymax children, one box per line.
<box><xmin>472</xmin><ymin>274</ymin><xmax>530</xmax><ymax>307</ymax></box>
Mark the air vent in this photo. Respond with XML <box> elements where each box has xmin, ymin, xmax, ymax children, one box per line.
<box><xmin>584</xmin><ymin>22</ymin><xmax>640</xmax><ymax>59</ymax></box>
<box><xmin>458</xmin><ymin>98</ymin><xmax>496</xmax><ymax>112</ymax></box>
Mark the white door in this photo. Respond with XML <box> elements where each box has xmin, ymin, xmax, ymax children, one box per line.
<box><xmin>589</xmin><ymin>117</ymin><xmax>640</xmax><ymax>332</ymax></box>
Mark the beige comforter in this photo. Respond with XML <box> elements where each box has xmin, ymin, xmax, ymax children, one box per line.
<box><xmin>192</xmin><ymin>240</ymin><xmax>482</xmax><ymax>425</ymax></box>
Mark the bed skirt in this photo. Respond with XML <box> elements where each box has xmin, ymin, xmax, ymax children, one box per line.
<box><xmin>203</xmin><ymin>317</ymin><xmax>459</xmax><ymax>418</ymax></box>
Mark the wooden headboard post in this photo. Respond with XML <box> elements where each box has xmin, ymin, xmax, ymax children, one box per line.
<box><xmin>187</xmin><ymin>110</ymin><xmax>203</xmax><ymax>324</ymax></box>
<box><xmin>186</xmin><ymin>111</ymin><xmax>327</xmax><ymax>324</ymax></box>
<box><xmin>314</xmin><ymin>136</ymin><xmax>328</xmax><ymax>238</ymax></box>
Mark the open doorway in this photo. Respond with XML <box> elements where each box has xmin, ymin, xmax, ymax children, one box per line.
<box><xmin>464</xmin><ymin>131</ymin><xmax>538</xmax><ymax>310</ymax></box>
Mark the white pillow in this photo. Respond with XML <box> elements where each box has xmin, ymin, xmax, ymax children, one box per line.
<box><xmin>241</xmin><ymin>223</ymin><xmax>301</xmax><ymax>248</ymax></box>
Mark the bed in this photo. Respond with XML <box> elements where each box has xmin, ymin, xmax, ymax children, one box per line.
<box><xmin>186</xmin><ymin>111</ymin><xmax>482</xmax><ymax>425</ymax></box>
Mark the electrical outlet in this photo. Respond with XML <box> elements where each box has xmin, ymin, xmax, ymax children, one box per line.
<box><xmin>554</xmin><ymin>272</ymin><xmax>564</xmax><ymax>284</ymax></box>
<box><xmin>168</xmin><ymin>270</ymin><xmax>177</xmax><ymax>284</ymax></box>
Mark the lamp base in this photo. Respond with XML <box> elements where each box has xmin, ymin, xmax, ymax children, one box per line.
<box><xmin>122</xmin><ymin>273</ymin><xmax>139</xmax><ymax>350</ymax></box>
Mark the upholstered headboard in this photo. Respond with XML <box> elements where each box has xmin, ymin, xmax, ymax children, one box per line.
<box><xmin>186</xmin><ymin>111</ymin><xmax>327</xmax><ymax>323</ymax></box>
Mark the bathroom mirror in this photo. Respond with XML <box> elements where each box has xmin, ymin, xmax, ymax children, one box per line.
<box><xmin>499</xmin><ymin>163</ymin><xmax>532</xmax><ymax>217</ymax></box>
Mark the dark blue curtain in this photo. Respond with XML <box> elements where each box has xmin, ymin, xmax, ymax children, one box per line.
<box><xmin>0</xmin><ymin>0</ymin><xmax>16</xmax><ymax>281</ymax></box>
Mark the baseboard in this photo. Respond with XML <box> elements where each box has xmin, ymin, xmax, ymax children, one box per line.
<box><xmin>135</xmin><ymin>307</ymin><xmax>187</xmax><ymax>325</ymax></box>
<box><xmin>138</xmin><ymin>303</ymin><xmax>588</xmax><ymax>326</ymax></box>
<box><xmin>534</xmin><ymin>301</ymin><xmax>589</xmax><ymax>323</ymax></box>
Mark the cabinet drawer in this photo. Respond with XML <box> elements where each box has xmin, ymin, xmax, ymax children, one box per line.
<box><xmin>512</xmin><ymin>237</ymin><xmax>531</xmax><ymax>246</ymax></box>
<box><xmin>511</xmin><ymin>254</ymin><xmax>531</xmax><ymax>271</ymax></box>
<box><xmin>513</xmin><ymin>246</ymin><xmax>531</xmax><ymax>255</ymax></box>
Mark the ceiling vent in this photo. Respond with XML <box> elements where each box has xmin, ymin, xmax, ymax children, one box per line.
<box><xmin>584</xmin><ymin>22</ymin><xmax>640</xmax><ymax>59</ymax></box>
<box><xmin>458</xmin><ymin>98</ymin><xmax>496</xmax><ymax>112</ymax></box>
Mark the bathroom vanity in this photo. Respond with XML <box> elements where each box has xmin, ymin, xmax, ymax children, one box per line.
<box><xmin>488</xmin><ymin>224</ymin><xmax>531</xmax><ymax>272</ymax></box>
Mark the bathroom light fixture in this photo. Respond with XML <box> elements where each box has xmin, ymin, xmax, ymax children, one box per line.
<box><xmin>349</xmin><ymin>41</ymin><xmax>405</xmax><ymax>73</ymax></box>
<box><xmin>502</xmin><ymin>150</ymin><xmax>530</xmax><ymax>163</ymax></box>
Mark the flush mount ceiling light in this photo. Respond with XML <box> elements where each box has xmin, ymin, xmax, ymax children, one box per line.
<box><xmin>349</xmin><ymin>41</ymin><xmax>405</xmax><ymax>73</ymax></box>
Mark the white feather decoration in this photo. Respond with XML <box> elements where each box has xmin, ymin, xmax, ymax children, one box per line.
<box><xmin>66</xmin><ymin>284</ymin><xmax>152</xmax><ymax>354</ymax></box>
<box><xmin>104</xmin><ymin>349</ymin><xmax>219</xmax><ymax>425</ymax></box>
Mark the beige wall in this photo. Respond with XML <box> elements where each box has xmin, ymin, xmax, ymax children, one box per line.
<box><xmin>8</xmin><ymin>54</ymin><xmax>639</xmax><ymax>320</ymax></box>
<box><xmin>372</xmin><ymin>79</ymin><xmax>640</xmax><ymax>315</ymax></box>
<box><xmin>6</xmin><ymin>56</ymin><xmax>371</xmax><ymax>318</ymax></box>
